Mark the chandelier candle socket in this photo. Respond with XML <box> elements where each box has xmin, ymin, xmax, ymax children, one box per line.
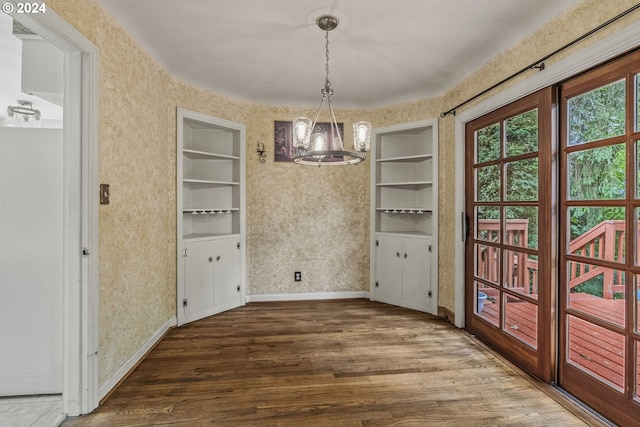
<box><xmin>291</xmin><ymin>14</ymin><xmax>371</xmax><ymax>166</ymax></box>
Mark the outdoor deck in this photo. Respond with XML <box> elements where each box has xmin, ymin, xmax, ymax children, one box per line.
<box><xmin>478</xmin><ymin>294</ymin><xmax>626</xmax><ymax>390</ymax></box>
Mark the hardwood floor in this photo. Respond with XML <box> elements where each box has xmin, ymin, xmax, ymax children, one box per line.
<box><xmin>63</xmin><ymin>299</ymin><xmax>599</xmax><ymax>426</ymax></box>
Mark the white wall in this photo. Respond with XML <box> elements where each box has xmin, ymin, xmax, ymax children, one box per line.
<box><xmin>0</xmin><ymin>127</ymin><xmax>63</xmax><ymax>395</ymax></box>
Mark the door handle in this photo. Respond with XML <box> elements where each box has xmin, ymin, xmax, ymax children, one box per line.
<box><xmin>216</xmin><ymin>255</ymin><xmax>221</xmax><ymax>261</ymax></box>
<box><xmin>462</xmin><ymin>212</ymin><xmax>470</xmax><ymax>241</ymax></box>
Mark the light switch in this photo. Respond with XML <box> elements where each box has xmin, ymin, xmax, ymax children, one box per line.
<box><xmin>100</xmin><ymin>184</ymin><xmax>110</xmax><ymax>205</ymax></box>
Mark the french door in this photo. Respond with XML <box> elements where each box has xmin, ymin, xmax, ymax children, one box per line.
<box><xmin>558</xmin><ymin>49</ymin><xmax>640</xmax><ymax>425</ymax></box>
<box><xmin>465</xmin><ymin>87</ymin><xmax>555</xmax><ymax>382</ymax></box>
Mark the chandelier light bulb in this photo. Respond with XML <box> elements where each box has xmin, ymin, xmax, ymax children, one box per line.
<box><xmin>293</xmin><ymin>117</ymin><xmax>312</xmax><ymax>149</ymax></box>
<box><xmin>353</xmin><ymin>122</ymin><xmax>371</xmax><ymax>152</ymax></box>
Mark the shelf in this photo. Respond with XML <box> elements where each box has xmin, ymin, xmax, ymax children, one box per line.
<box><xmin>183</xmin><ymin>179</ymin><xmax>239</xmax><ymax>186</ymax></box>
<box><xmin>183</xmin><ymin>208</ymin><xmax>238</xmax><ymax>214</ymax></box>
<box><xmin>183</xmin><ymin>233</ymin><xmax>239</xmax><ymax>242</ymax></box>
<box><xmin>377</xmin><ymin>154</ymin><xmax>433</xmax><ymax>163</ymax></box>
<box><xmin>377</xmin><ymin>208</ymin><xmax>432</xmax><ymax>214</ymax></box>
<box><xmin>376</xmin><ymin>231</ymin><xmax>432</xmax><ymax>238</ymax></box>
<box><xmin>377</xmin><ymin>181</ymin><xmax>433</xmax><ymax>187</ymax></box>
<box><xmin>183</xmin><ymin>149</ymin><xmax>239</xmax><ymax>161</ymax></box>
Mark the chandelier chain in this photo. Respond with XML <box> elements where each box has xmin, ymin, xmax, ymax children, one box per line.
<box><xmin>324</xmin><ymin>29</ymin><xmax>332</xmax><ymax>95</ymax></box>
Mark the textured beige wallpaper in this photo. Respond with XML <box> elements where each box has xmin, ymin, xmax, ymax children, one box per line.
<box><xmin>46</xmin><ymin>0</ymin><xmax>640</xmax><ymax>386</ymax></box>
<box><xmin>48</xmin><ymin>0</ymin><xmax>177</xmax><ymax>384</ymax></box>
<box><xmin>245</xmin><ymin>107</ymin><xmax>371</xmax><ymax>295</ymax></box>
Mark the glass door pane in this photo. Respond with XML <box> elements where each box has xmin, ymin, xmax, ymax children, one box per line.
<box><xmin>466</xmin><ymin>88</ymin><xmax>553</xmax><ymax>381</ymax></box>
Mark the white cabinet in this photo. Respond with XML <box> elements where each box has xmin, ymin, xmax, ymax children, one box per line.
<box><xmin>375</xmin><ymin>235</ymin><xmax>434</xmax><ymax>313</ymax></box>
<box><xmin>182</xmin><ymin>237</ymin><xmax>241</xmax><ymax>323</ymax></box>
<box><xmin>177</xmin><ymin>108</ymin><xmax>246</xmax><ymax>326</ymax></box>
<box><xmin>370</xmin><ymin>119</ymin><xmax>438</xmax><ymax>314</ymax></box>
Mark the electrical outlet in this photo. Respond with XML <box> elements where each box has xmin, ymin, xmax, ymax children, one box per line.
<box><xmin>294</xmin><ymin>271</ymin><xmax>301</xmax><ymax>282</ymax></box>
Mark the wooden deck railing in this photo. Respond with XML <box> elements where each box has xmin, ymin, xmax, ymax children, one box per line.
<box><xmin>477</xmin><ymin>219</ymin><xmax>626</xmax><ymax>299</ymax></box>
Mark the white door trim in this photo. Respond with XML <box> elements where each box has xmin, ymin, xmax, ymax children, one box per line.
<box><xmin>453</xmin><ymin>18</ymin><xmax>640</xmax><ymax>328</ymax></box>
<box><xmin>5</xmin><ymin>2</ymin><xmax>100</xmax><ymax>415</ymax></box>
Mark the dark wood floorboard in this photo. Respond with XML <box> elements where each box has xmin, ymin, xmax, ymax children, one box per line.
<box><xmin>63</xmin><ymin>299</ymin><xmax>594</xmax><ymax>426</ymax></box>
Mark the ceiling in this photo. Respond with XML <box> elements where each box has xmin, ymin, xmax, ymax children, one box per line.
<box><xmin>97</xmin><ymin>0</ymin><xmax>582</xmax><ymax>109</ymax></box>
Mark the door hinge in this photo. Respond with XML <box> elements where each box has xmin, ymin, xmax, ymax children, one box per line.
<box><xmin>236</xmin><ymin>285</ymin><xmax>241</xmax><ymax>293</ymax></box>
<box><xmin>428</xmin><ymin>244</ymin><xmax>432</xmax><ymax>253</ymax></box>
<box><xmin>183</xmin><ymin>298</ymin><xmax>188</xmax><ymax>307</ymax></box>
<box><xmin>82</xmin><ymin>247</ymin><xmax>90</xmax><ymax>256</ymax></box>
<box><xmin>237</xmin><ymin>242</ymin><xmax>240</xmax><ymax>250</ymax></box>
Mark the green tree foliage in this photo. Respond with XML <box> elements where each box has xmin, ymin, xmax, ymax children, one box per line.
<box><xmin>476</xmin><ymin>110</ymin><xmax>539</xmax><ymax>249</ymax></box>
<box><xmin>567</xmin><ymin>79</ymin><xmax>626</xmax><ymax>240</ymax></box>
<box><xmin>475</xmin><ymin>80</ymin><xmax>627</xmax><ymax>247</ymax></box>
<box><xmin>474</xmin><ymin>79</ymin><xmax>630</xmax><ymax>297</ymax></box>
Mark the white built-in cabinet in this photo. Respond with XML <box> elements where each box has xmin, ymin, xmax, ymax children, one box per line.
<box><xmin>177</xmin><ymin>108</ymin><xmax>246</xmax><ymax>326</ymax></box>
<box><xmin>370</xmin><ymin>119</ymin><xmax>438</xmax><ymax>315</ymax></box>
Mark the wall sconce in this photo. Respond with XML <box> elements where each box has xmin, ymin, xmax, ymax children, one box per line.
<box><xmin>257</xmin><ymin>142</ymin><xmax>266</xmax><ymax>163</ymax></box>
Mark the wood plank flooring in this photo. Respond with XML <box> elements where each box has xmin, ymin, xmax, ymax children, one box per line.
<box><xmin>63</xmin><ymin>299</ymin><xmax>597</xmax><ymax>426</ymax></box>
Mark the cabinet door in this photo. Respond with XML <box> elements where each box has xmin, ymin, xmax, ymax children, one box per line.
<box><xmin>376</xmin><ymin>235</ymin><xmax>403</xmax><ymax>300</ymax></box>
<box><xmin>402</xmin><ymin>237</ymin><xmax>430</xmax><ymax>304</ymax></box>
<box><xmin>213</xmin><ymin>237</ymin><xmax>241</xmax><ymax>308</ymax></box>
<box><xmin>183</xmin><ymin>241</ymin><xmax>214</xmax><ymax>317</ymax></box>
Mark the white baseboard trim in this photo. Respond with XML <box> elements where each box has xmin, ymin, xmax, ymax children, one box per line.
<box><xmin>247</xmin><ymin>291</ymin><xmax>370</xmax><ymax>302</ymax></box>
<box><xmin>98</xmin><ymin>316</ymin><xmax>177</xmax><ymax>401</ymax></box>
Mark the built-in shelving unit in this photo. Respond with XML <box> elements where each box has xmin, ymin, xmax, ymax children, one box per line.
<box><xmin>374</xmin><ymin>127</ymin><xmax>436</xmax><ymax>236</ymax></box>
<box><xmin>180</xmin><ymin>115</ymin><xmax>242</xmax><ymax>241</ymax></box>
<box><xmin>370</xmin><ymin>119</ymin><xmax>438</xmax><ymax>315</ymax></box>
<box><xmin>177</xmin><ymin>108</ymin><xmax>246</xmax><ymax>325</ymax></box>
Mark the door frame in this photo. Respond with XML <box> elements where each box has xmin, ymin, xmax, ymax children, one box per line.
<box><xmin>453</xmin><ymin>18</ymin><xmax>640</xmax><ymax>329</ymax></box>
<box><xmin>5</xmin><ymin>2</ymin><xmax>100</xmax><ymax>415</ymax></box>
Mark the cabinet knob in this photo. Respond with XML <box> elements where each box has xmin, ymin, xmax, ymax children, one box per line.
<box><xmin>216</xmin><ymin>255</ymin><xmax>221</xmax><ymax>261</ymax></box>
<box><xmin>404</xmin><ymin>253</ymin><xmax>407</xmax><ymax>259</ymax></box>
<box><xmin>396</xmin><ymin>252</ymin><xmax>400</xmax><ymax>258</ymax></box>
<box><xmin>208</xmin><ymin>257</ymin><xmax>213</xmax><ymax>263</ymax></box>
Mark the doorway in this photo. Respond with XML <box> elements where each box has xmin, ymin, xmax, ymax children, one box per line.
<box><xmin>0</xmin><ymin>2</ymin><xmax>99</xmax><ymax>419</ymax></box>
<box><xmin>463</xmin><ymin>49</ymin><xmax>640</xmax><ymax>426</ymax></box>
<box><xmin>0</xmin><ymin>11</ymin><xmax>65</xmax><ymax>398</ymax></box>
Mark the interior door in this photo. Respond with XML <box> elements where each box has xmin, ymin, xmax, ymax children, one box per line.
<box><xmin>558</xmin><ymin>49</ymin><xmax>640</xmax><ymax>425</ymax></box>
<box><xmin>465</xmin><ymin>87</ymin><xmax>555</xmax><ymax>382</ymax></box>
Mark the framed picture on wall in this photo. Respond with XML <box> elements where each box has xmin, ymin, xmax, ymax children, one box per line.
<box><xmin>274</xmin><ymin>120</ymin><xmax>344</xmax><ymax>162</ymax></box>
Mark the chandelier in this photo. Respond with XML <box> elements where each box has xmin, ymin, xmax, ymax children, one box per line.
<box><xmin>291</xmin><ymin>14</ymin><xmax>371</xmax><ymax>166</ymax></box>
<box><xmin>4</xmin><ymin>100</ymin><xmax>42</xmax><ymax>128</ymax></box>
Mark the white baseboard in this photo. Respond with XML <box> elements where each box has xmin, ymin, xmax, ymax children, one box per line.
<box><xmin>98</xmin><ymin>316</ymin><xmax>176</xmax><ymax>401</ymax></box>
<box><xmin>247</xmin><ymin>291</ymin><xmax>370</xmax><ymax>302</ymax></box>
